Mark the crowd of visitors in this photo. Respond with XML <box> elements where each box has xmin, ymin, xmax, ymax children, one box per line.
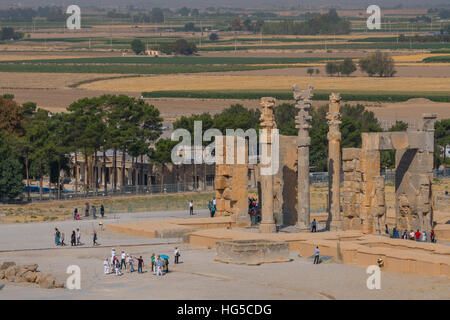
<box><xmin>104</xmin><ymin>247</ymin><xmax>182</xmax><ymax>276</ymax></box>
<box><xmin>73</xmin><ymin>202</ymin><xmax>105</xmax><ymax>220</ymax></box>
<box><xmin>391</xmin><ymin>226</ymin><xmax>437</xmax><ymax>243</ymax></box>
<box><xmin>54</xmin><ymin>227</ymin><xmax>98</xmax><ymax>246</ymax></box>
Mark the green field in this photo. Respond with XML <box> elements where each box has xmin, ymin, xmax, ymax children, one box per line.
<box><xmin>423</xmin><ymin>55</ymin><xmax>450</xmax><ymax>63</ymax></box>
<box><xmin>0</xmin><ymin>56</ymin><xmax>339</xmax><ymax>65</ymax></box>
<box><xmin>142</xmin><ymin>90</ymin><xmax>450</xmax><ymax>103</ymax></box>
<box><xmin>0</xmin><ymin>63</ymin><xmax>300</xmax><ymax>74</ymax></box>
<box><xmin>198</xmin><ymin>42</ymin><xmax>450</xmax><ymax>51</ymax></box>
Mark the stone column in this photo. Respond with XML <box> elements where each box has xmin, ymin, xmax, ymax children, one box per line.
<box><xmin>294</xmin><ymin>85</ymin><xmax>313</xmax><ymax>229</ymax></box>
<box><xmin>326</xmin><ymin>93</ymin><xmax>343</xmax><ymax>231</ymax></box>
<box><xmin>259</xmin><ymin>97</ymin><xmax>277</xmax><ymax>233</ymax></box>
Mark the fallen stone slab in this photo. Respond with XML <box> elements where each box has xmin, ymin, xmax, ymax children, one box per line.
<box><xmin>215</xmin><ymin>239</ymin><xmax>291</xmax><ymax>265</ymax></box>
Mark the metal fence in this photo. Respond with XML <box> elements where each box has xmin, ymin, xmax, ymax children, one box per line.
<box><xmin>2</xmin><ymin>169</ymin><xmax>449</xmax><ymax>205</ymax></box>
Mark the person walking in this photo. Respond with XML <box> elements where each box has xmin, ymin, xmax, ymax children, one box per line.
<box><xmin>137</xmin><ymin>256</ymin><xmax>144</xmax><ymax>274</ymax></box>
<box><xmin>156</xmin><ymin>256</ymin><xmax>163</xmax><ymax>276</ymax></box>
<box><xmin>76</xmin><ymin>228</ymin><xmax>81</xmax><ymax>245</ymax></box>
<box><xmin>313</xmin><ymin>246</ymin><xmax>320</xmax><ymax>264</ymax></box>
<box><xmin>311</xmin><ymin>219</ymin><xmax>317</xmax><ymax>232</ymax></box>
<box><xmin>92</xmin><ymin>206</ymin><xmax>97</xmax><ymax>219</ymax></box>
<box><xmin>85</xmin><ymin>202</ymin><xmax>90</xmax><ymax>217</ymax></box>
<box><xmin>430</xmin><ymin>230</ymin><xmax>436</xmax><ymax>243</ymax></box>
<box><xmin>189</xmin><ymin>200</ymin><xmax>194</xmax><ymax>215</ymax></box>
<box><xmin>71</xmin><ymin>231</ymin><xmax>76</xmax><ymax>246</ymax></box>
<box><xmin>120</xmin><ymin>251</ymin><xmax>126</xmax><ymax>270</ymax></box>
<box><xmin>60</xmin><ymin>232</ymin><xmax>66</xmax><ymax>246</ymax></box>
<box><xmin>54</xmin><ymin>228</ymin><xmax>61</xmax><ymax>246</ymax></box>
<box><xmin>93</xmin><ymin>230</ymin><xmax>98</xmax><ymax>246</ymax></box>
<box><xmin>213</xmin><ymin>198</ymin><xmax>216</xmax><ymax>210</ymax></box>
<box><xmin>73</xmin><ymin>208</ymin><xmax>78</xmax><ymax>220</ymax></box>
<box><xmin>174</xmin><ymin>247</ymin><xmax>180</xmax><ymax>264</ymax></box>
<box><xmin>100</xmin><ymin>204</ymin><xmax>105</xmax><ymax>218</ymax></box>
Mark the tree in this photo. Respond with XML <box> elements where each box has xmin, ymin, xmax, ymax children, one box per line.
<box><xmin>0</xmin><ymin>158</ymin><xmax>24</xmax><ymax>199</ymax></box>
<box><xmin>315</xmin><ymin>69</ymin><xmax>320</xmax><ymax>75</ymax></box>
<box><xmin>102</xmin><ymin>95</ymin><xmax>162</xmax><ymax>192</ymax></box>
<box><xmin>131</xmin><ymin>39</ymin><xmax>145</xmax><ymax>55</ymax></box>
<box><xmin>307</xmin><ymin>68</ymin><xmax>314</xmax><ymax>77</ymax></box>
<box><xmin>1</xmin><ymin>27</ymin><xmax>16</xmax><ymax>40</ymax></box>
<box><xmin>359</xmin><ymin>51</ymin><xmax>396</xmax><ymax>77</ymax></box>
<box><xmin>243</xmin><ymin>19</ymin><xmax>253</xmax><ymax>31</ymax></box>
<box><xmin>274</xmin><ymin>103</ymin><xmax>296</xmax><ymax>135</ymax></box>
<box><xmin>26</xmin><ymin>109</ymin><xmax>52</xmax><ymax>200</ymax></box>
<box><xmin>231</xmin><ymin>18</ymin><xmax>242</xmax><ymax>31</ymax></box>
<box><xmin>178</xmin><ymin>7</ymin><xmax>190</xmax><ymax>17</ymax></box>
<box><xmin>0</xmin><ymin>132</ymin><xmax>24</xmax><ymax>200</ymax></box>
<box><xmin>434</xmin><ymin>119</ymin><xmax>450</xmax><ymax>169</ymax></box>
<box><xmin>340</xmin><ymin>58</ymin><xmax>357</xmax><ymax>76</ymax></box>
<box><xmin>150</xmin><ymin>7</ymin><xmax>165</xmax><ymax>23</ymax></box>
<box><xmin>325</xmin><ymin>61</ymin><xmax>340</xmax><ymax>76</ymax></box>
<box><xmin>172</xmin><ymin>39</ymin><xmax>197</xmax><ymax>55</ymax></box>
<box><xmin>67</xmin><ymin>97</ymin><xmax>106</xmax><ymax>195</ymax></box>
<box><xmin>184</xmin><ymin>22</ymin><xmax>195</xmax><ymax>31</ymax></box>
<box><xmin>191</xmin><ymin>9</ymin><xmax>199</xmax><ymax>17</ymax></box>
<box><xmin>209</xmin><ymin>32</ymin><xmax>219</xmax><ymax>41</ymax></box>
<box><xmin>0</xmin><ymin>95</ymin><xmax>25</xmax><ymax>136</ymax></box>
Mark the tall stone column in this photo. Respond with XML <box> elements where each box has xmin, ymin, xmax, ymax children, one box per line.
<box><xmin>326</xmin><ymin>93</ymin><xmax>343</xmax><ymax>231</ymax></box>
<box><xmin>294</xmin><ymin>85</ymin><xmax>313</xmax><ymax>229</ymax></box>
<box><xmin>259</xmin><ymin>97</ymin><xmax>277</xmax><ymax>233</ymax></box>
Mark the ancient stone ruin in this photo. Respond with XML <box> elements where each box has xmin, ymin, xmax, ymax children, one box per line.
<box><xmin>0</xmin><ymin>261</ymin><xmax>65</xmax><ymax>289</ymax></box>
<box><xmin>215</xmin><ymin>239</ymin><xmax>290</xmax><ymax>265</ymax></box>
<box><xmin>342</xmin><ymin>114</ymin><xmax>437</xmax><ymax>233</ymax></box>
<box><xmin>214</xmin><ymin>135</ymin><xmax>249</xmax><ymax>223</ymax></box>
<box><xmin>213</xmin><ymin>84</ymin><xmax>438</xmax><ymax>235</ymax></box>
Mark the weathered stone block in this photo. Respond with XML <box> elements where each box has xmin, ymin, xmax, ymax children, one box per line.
<box><xmin>342</xmin><ymin>148</ymin><xmax>361</xmax><ymax>161</ymax></box>
<box><xmin>215</xmin><ymin>239</ymin><xmax>291</xmax><ymax>265</ymax></box>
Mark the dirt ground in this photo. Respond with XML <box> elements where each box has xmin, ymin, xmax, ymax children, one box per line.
<box><xmin>0</xmin><ymin>209</ymin><xmax>448</xmax><ymax>300</ymax></box>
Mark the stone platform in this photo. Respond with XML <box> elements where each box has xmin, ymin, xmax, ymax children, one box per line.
<box><xmin>215</xmin><ymin>239</ymin><xmax>291</xmax><ymax>265</ymax></box>
<box><xmin>106</xmin><ymin>217</ymin><xmax>450</xmax><ymax>278</ymax></box>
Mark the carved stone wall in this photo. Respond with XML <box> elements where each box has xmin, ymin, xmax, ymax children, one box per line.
<box><xmin>342</xmin><ymin>148</ymin><xmax>362</xmax><ymax>230</ymax></box>
<box><xmin>215</xmin><ymin>136</ymin><xmax>249</xmax><ymax>222</ymax></box>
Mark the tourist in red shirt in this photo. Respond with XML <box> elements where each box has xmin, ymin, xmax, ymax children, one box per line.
<box><xmin>415</xmin><ymin>229</ymin><xmax>421</xmax><ymax>242</ymax></box>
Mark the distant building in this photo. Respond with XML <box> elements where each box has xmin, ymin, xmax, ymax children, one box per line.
<box><xmin>145</xmin><ymin>50</ymin><xmax>161</xmax><ymax>56</ymax></box>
